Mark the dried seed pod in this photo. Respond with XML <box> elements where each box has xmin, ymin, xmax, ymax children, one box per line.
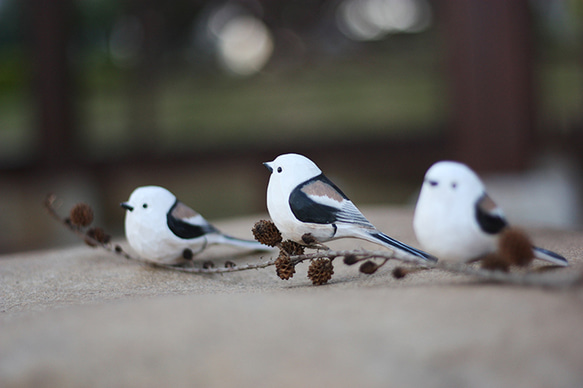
<box><xmin>84</xmin><ymin>236</ymin><xmax>98</xmax><ymax>248</ymax></box>
<box><xmin>275</xmin><ymin>252</ymin><xmax>296</xmax><ymax>280</ymax></box>
<box><xmin>343</xmin><ymin>254</ymin><xmax>358</xmax><ymax>265</ymax></box>
<box><xmin>359</xmin><ymin>260</ymin><xmax>379</xmax><ymax>275</ymax></box>
<box><xmin>481</xmin><ymin>253</ymin><xmax>510</xmax><ymax>272</ymax></box>
<box><xmin>498</xmin><ymin>228</ymin><xmax>534</xmax><ymax>267</ymax></box>
<box><xmin>307</xmin><ymin>258</ymin><xmax>334</xmax><ymax>285</ymax></box>
<box><xmin>85</xmin><ymin>227</ymin><xmax>111</xmax><ymax>247</ymax></box>
<box><xmin>224</xmin><ymin>261</ymin><xmax>236</xmax><ymax>268</ymax></box>
<box><xmin>301</xmin><ymin>233</ymin><xmax>317</xmax><ymax>245</ymax></box>
<box><xmin>392</xmin><ymin>267</ymin><xmax>408</xmax><ymax>279</ymax></box>
<box><xmin>182</xmin><ymin>248</ymin><xmax>193</xmax><ymax>260</ymax></box>
<box><xmin>69</xmin><ymin>203</ymin><xmax>94</xmax><ymax>227</ymax></box>
<box><xmin>202</xmin><ymin>260</ymin><xmax>214</xmax><ymax>269</ymax></box>
<box><xmin>280</xmin><ymin>240</ymin><xmax>305</xmax><ymax>256</ymax></box>
<box><xmin>252</xmin><ymin>220</ymin><xmax>282</xmax><ymax>247</ymax></box>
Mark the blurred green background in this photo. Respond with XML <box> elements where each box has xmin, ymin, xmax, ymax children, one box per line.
<box><xmin>0</xmin><ymin>0</ymin><xmax>582</xmax><ymax>253</ymax></box>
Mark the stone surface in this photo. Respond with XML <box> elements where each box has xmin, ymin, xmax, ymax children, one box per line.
<box><xmin>1</xmin><ymin>207</ymin><xmax>582</xmax><ymax>388</ymax></box>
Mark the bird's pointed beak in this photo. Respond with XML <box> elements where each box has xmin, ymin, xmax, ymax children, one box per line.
<box><xmin>121</xmin><ymin>202</ymin><xmax>134</xmax><ymax>212</ymax></box>
<box><xmin>263</xmin><ymin>162</ymin><xmax>273</xmax><ymax>173</ymax></box>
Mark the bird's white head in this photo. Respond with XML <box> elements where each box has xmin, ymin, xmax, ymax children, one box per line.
<box><xmin>121</xmin><ymin>186</ymin><xmax>177</xmax><ymax>224</ymax></box>
<box><xmin>419</xmin><ymin>161</ymin><xmax>486</xmax><ymax>207</ymax></box>
<box><xmin>264</xmin><ymin>153</ymin><xmax>322</xmax><ymax>193</ymax></box>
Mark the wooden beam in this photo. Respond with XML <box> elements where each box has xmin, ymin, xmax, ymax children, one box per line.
<box><xmin>443</xmin><ymin>0</ymin><xmax>535</xmax><ymax>172</ymax></box>
<box><xmin>27</xmin><ymin>0</ymin><xmax>76</xmax><ymax>167</ymax></box>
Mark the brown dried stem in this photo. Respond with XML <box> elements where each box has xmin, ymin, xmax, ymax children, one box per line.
<box><xmin>434</xmin><ymin>261</ymin><xmax>582</xmax><ymax>289</ymax></box>
<box><xmin>45</xmin><ymin>194</ymin><xmax>277</xmax><ymax>274</ymax></box>
<box><xmin>45</xmin><ymin>194</ymin><xmax>581</xmax><ymax>288</ymax></box>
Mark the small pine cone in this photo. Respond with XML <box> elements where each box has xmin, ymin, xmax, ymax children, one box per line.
<box><xmin>498</xmin><ymin>228</ymin><xmax>534</xmax><ymax>267</ymax></box>
<box><xmin>85</xmin><ymin>227</ymin><xmax>110</xmax><ymax>247</ymax></box>
<box><xmin>280</xmin><ymin>240</ymin><xmax>305</xmax><ymax>256</ymax></box>
<box><xmin>252</xmin><ymin>220</ymin><xmax>282</xmax><ymax>247</ymax></box>
<box><xmin>481</xmin><ymin>253</ymin><xmax>510</xmax><ymax>272</ymax></box>
<box><xmin>307</xmin><ymin>258</ymin><xmax>334</xmax><ymax>285</ymax></box>
<box><xmin>275</xmin><ymin>252</ymin><xmax>296</xmax><ymax>280</ymax></box>
<box><xmin>359</xmin><ymin>260</ymin><xmax>379</xmax><ymax>274</ymax></box>
<box><xmin>70</xmin><ymin>203</ymin><xmax>94</xmax><ymax>227</ymax></box>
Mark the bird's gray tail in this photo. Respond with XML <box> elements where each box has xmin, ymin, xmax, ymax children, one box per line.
<box><xmin>216</xmin><ymin>234</ymin><xmax>273</xmax><ymax>252</ymax></box>
<box><xmin>369</xmin><ymin>232</ymin><xmax>437</xmax><ymax>263</ymax></box>
<box><xmin>533</xmin><ymin>246</ymin><xmax>568</xmax><ymax>266</ymax></box>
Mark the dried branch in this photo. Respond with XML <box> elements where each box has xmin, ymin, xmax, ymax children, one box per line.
<box><xmin>45</xmin><ymin>194</ymin><xmax>581</xmax><ymax>288</ymax></box>
<box><xmin>45</xmin><ymin>194</ymin><xmax>278</xmax><ymax>274</ymax></box>
<box><xmin>286</xmin><ymin>249</ymin><xmax>581</xmax><ymax>289</ymax></box>
<box><xmin>434</xmin><ymin>261</ymin><xmax>583</xmax><ymax>289</ymax></box>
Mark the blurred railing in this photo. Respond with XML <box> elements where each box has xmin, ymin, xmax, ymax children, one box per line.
<box><xmin>0</xmin><ymin>0</ymin><xmax>580</xmax><ymax>253</ymax></box>
<box><xmin>17</xmin><ymin>0</ymin><xmax>580</xmax><ymax>171</ymax></box>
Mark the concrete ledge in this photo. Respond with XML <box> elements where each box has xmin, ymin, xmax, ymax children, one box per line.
<box><xmin>1</xmin><ymin>207</ymin><xmax>582</xmax><ymax>387</ymax></box>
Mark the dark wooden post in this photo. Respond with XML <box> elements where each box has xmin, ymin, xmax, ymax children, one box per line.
<box><xmin>126</xmin><ymin>0</ymin><xmax>164</xmax><ymax>155</ymax></box>
<box><xmin>28</xmin><ymin>0</ymin><xmax>76</xmax><ymax>167</ymax></box>
<box><xmin>443</xmin><ymin>0</ymin><xmax>535</xmax><ymax>172</ymax></box>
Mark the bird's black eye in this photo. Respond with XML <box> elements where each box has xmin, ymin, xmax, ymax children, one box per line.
<box><xmin>142</xmin><ymin>203</ymin><xmax>148</xmax><ymax>209</ymax></box>
<box><xmin>277</xmin><ymin>167</ymin><xmax>282</xmax><ymax>173</ymax></box>
<box><xmin>451</xmin><ymin>182</ymin><xmax>457</xmax><ymax>189</ymax></box>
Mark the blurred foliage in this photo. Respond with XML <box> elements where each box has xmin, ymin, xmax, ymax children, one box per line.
<box><xmin>0</xmin><ymin>0</ymin><xmax>581</xmax><ymax>164</ymax></box>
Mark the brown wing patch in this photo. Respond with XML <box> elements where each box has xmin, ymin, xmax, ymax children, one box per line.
<box><xmin>301</xmin><ymin>180</ymin><xmax>344</xmax><ymax>202</ymax></box>
<box><xmin>477</xmin><ymin>193</ymin><xmax>499</xmax><ymax>213</ymax></box>
<box><xmin>171</xmin><ymin>201</ymin><xmax>200</xmax><ymax>220</ymax></box>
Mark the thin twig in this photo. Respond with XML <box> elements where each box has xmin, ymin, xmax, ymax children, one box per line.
<box><xmin>45</xmin><ymin>194</ymin><xmax>581</xmax><ymax>288</ymax></box>
<box><xmin>435</xmin><ymin>261</ymin><xmax>583</xmax><ymax>289</ymax></box>
<box><xmin>285</xmin><ymin>249</ymin><xmax>581</xmax><ymax>289</ymax></box>
<box><xmin>45</xmin><ymin>194</ymin><xmax>278</xmax><ymax>274</ymax></box>
<box><xmin>287</xmin><ymin>249</ymin><xmax>427</xmax><ymax>267</ymax></box>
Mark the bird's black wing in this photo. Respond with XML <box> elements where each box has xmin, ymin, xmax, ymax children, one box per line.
<box><xmin>289</xmin><ymin>175</ymin><xmax>340</xmax><ymax>224</ymax></box>
<box><xmin>475</xmin><ymin>193</ymin><xmax>508</xmax><ymax>234</ymax></box>
<box><xmin>289</xmin><ymin>174</ymin><xmax>371</xmax><ymax>227</ymax></box>
<box><xmin>167</xmin><ymin>200</ymin><xmax>218</xmax><ymax>239</ymax></box>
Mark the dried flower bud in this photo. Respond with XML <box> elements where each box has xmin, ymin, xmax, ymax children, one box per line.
<box><xmin>301</xmin><ymin>233</ymin><xmax>317</xmax><ymax>245</ymax></box>
<box><xmin>280</xmin><ymin>240</ymin><xmax>305</xmax><ymax>256</ymax></box>
<box><xmin>202</xmin><ymin>260</ymin><xmax>214</xmax><ymax>269</ymax></box>
<box><xmin>275</xmin><ymin>252</ymin><xmax>296</xmax><ymax>280</ymax></box>
<box><xmin>343</xmin><ymin>254</ymin><xmax>358</xmax><ymax>265</ymax></box>
<box><xmin>359</xmin><ymin>260</ymin><xmax>379</xmax><ymax>275</ymax></box>
<box><xmin>83</xmin><ymin>237</ymin><xmax>97</xmax><ymax>248</ymax></box>
<box><xmin>307</xmin><ymin>258</ymin><xmax>334</xmax><ymax>285</ymax></box>
<box><xmin>85</xmin><ymin>227</ymin><xmax>110</xmax><ymax>247</ymax></box>
<box><xmin>69</xmin><ymin>203</ymin><xmax>94</xmax><ymax>227</ymax></box>
<box><xmin>224</xmin><ymin>261</ymin><xmax>236</xmax><ymax>268</ymax></box>
<box><xmin>499</xmin><ymin>228</ymin><xmax>534</xmax><ymax>267</ymax></box>
<box><xmin>252</xmin><ymin>220</ymin><xmax>282</xmax><ymax>247</ymax></box>
<box><xmin>392</xmin><ymin>267</ymin><xmax>408</xmax><ymax>279</ymax></box>
<box><xmin>182</xmin><ymin>248</ymin><xmax>193</xmax><ymax>260</ymax></box>
<box><xmin>481</xmin><ymin>253</ymin><xmax>510</xmax><ymax>272</ymax></box>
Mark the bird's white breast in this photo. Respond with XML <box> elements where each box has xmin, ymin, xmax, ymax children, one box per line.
<box><xmin>414</xmin><ymin>192</ymin><xmax>497</xmax><ymax>262</ymax></box>
<box><xmin>125</xmin><ymin>211</ymin><xmax>205</xmax><ymax>264</ymax></box>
